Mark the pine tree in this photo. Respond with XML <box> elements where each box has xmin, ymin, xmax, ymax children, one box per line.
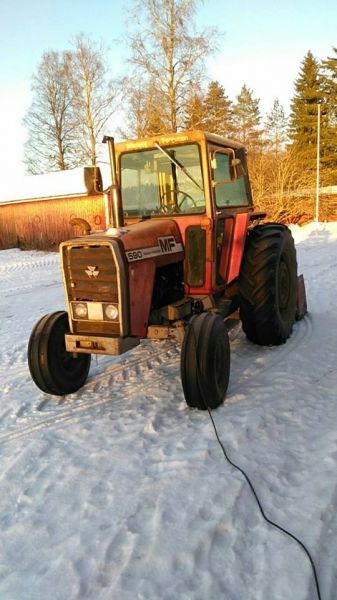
<box><xmin>321</xmin><ymin>47</ymin><xmax>337</xmax><ymax>182</ymax></box>
<box><xmin>265</xmin><ymin>99</ymin><xmax>288</xmax><ymax>155</ymax></box>
<box><xmin>322</xmin><ymin>47</ymin><xmax>337</xmax><ymax>108</ymax></box>
<box><xmin>231</xmin><ymin>84</ymin><xmax>262</xmax><ymax>151</ymax></box>
<box><xmin>122</xmin><ymin>79</ymin><xmax>166</xmax><ymax>138</ymax></box>
<box><xmin>184</xmin><ymin>90</ymin><xmax>205</xmax><ymax>130</ymax></box>
<box><xmin>203</xmin><ymin>81</ymin><xmax>232</xmax><ymax>135</ymax></box>
<box><xmin>288</xmin><ymin>51</ymin><xmax>323</xmax><ymax>179</ymax></box>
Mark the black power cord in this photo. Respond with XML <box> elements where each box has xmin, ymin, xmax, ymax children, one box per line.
<box><xmin>189</xmin><ymin>319</ymin><xmax>322</xmax><ymax>600</ymax></box>
<box><xmin>205</xmin><ymin>405</ymin><xmax>322</xmax><ymax>600</ymax></box>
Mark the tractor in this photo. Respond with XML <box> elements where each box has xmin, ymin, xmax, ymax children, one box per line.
<box><xmin>28</xmin><ymin>131</ymin><xmax>307</xmax><ymax>410</ymax></box>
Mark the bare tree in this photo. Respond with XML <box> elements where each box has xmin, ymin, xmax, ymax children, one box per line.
<box><xmin>70</xmin><ymin>34</ymin><xmax>118</xmax><ymax>165</ymax></box>
<box><xmin>126</xmin><ymin>0</ymin><xmax>218</xmax><ymax>134</ymax></box>
<box><xmin>251</xmin><ymin>146</ymin><xmax>316</xmax><ymax>223</ymax></box>
<box><xmin>24</xmin><ymin>51</ymin><xmax>77</xmax><ymax>174</ymax></box>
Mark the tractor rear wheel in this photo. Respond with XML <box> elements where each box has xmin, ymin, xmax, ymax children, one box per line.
<box><xmin>28</xmin><ymin>311</ymin><xmax>91</xmax><ymax>395</ymax></box>
<box><xmin>239</xmin><ymin>224</ymin><xmax>297</xmax><ymax>345</ymax></box>
<box><xmin>180</xmin><ymin>312</ymin><xmax>230</xmax><ymax>410</ymax></box>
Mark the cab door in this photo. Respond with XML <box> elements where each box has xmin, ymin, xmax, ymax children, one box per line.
<box><xmin>209</xmin><ymin>146</ymin><xmax>252</xmax><ymax>288</ymax></box>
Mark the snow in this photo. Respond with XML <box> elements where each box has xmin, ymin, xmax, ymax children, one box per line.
<box><xmin>1</xmin><ymin>222</ymin><xmax>337</xmax><ymax>600</ymax></box>
<box><xmin>0</xmin><ymin>167</ymin><xmax>96</xmax><ymax>204</ymax></box>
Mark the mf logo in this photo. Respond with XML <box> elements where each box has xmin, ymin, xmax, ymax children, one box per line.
<box><xmin>85</xmin><ymin>265</ymin><xmax>100</xmax><ymax>278</ymax></box>
<box><xmin>158</xmin><ymin>236</ymin><xmax>176</xmax><ymax>253</ymax></box>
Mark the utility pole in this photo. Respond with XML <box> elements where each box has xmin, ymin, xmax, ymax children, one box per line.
<box><xmin>315</xmin><ymin>103</ymin><xmax>321</xmax><ymax>222</ymax></box>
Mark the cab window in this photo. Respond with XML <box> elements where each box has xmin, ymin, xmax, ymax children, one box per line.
<box><xmin>213</xmin><ymin>152</ymin><xmax>249</xmax><ymax>208</ymax></box>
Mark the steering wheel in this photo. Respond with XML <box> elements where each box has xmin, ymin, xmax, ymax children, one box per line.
<box><xmin>160</xmin><ymin>189</ymin><xmax>198</xmax><ymax>213</ymax></box>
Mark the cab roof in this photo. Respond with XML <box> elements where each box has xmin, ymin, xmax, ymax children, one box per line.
<box><xmin>115</xmin><ymin>130</ymin><xmax>246</xmax><ymax>154</ymax></box>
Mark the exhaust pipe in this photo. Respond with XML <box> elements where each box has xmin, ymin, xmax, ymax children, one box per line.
<box><xmin>102</xmin><ymin>136</ymin><xmax>124</xmax><ymax>228</ymax></box>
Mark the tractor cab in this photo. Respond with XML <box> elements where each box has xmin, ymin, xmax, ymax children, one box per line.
<box><xmin>114</xmin><ymin>131</ymin><xmax>255</xmax><ymax>295</ymax></box>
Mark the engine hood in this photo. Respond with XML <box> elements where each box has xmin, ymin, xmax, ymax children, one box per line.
<box><xmin>63</xmin><ymin>219</ymin><xmax>184</xmax><ymax>266</ymax></box>
<box><xmin>110</xmin><ymin>219</ymin><xmax>184</xmax><ymax>264</ymax></box>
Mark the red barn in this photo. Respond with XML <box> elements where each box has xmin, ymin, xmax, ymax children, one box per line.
<box><xmin>0</xmin><ymin>167</ymin><xmax>107</xmax><ymax>250</ymax></box>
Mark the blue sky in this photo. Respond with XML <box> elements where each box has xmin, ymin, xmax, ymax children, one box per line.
<box><xmin>0</xmin><ymin>0</ymin><xmax>336</xmax><ymax>179</ymax></box>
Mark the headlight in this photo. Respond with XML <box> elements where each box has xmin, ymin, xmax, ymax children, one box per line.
<box><xmin>73</xmin><ymin>302</ymin><xmax>88</xmax><ymax>318</ymax></box>
<box><xmin>104</xmin><ymin>304</ymin><xmax>119</xmax><ymax>320</ymax></box>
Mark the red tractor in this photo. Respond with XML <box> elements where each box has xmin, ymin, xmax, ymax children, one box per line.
<box><xmin>28</xmin><ymin>131</ymin><xmax>306</xmax><ymax>410</ymax></box>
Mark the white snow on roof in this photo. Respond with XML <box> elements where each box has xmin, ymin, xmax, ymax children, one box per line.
<box><xmin>0</xmin><ymin>166</ymin><xmax>101</xmax><ymax>205</ymax></box>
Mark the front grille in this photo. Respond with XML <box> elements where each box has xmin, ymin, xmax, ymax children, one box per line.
<box><xmin>62</xmin><ymin>243</ymin><xmax>121</xmax><ymax>335</ymax></box>
<box><xmin>64</xmin><ymin>244</ymin><xmax>119</xmax><ymax>303</ymax></box>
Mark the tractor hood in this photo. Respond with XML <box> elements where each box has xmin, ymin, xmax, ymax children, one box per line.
<box><xmin>64</xmin><ymin>218</ymin><xmax>184</xmax><ymax>267</ymax></box>
<box><xmin>111</xmin><ymin>219</ymin><xmax>184</xmax><ymax>264</ymax></box>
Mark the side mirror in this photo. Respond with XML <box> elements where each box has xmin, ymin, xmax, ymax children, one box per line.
<box><xmin>231</xmin><ymin>156</ymin><xmax>245</xmax><ymax>179</ymax></box>
<box><xmin>212</xmin><ymin>150</ymin><xmax>244</xmax><ymax>185</ymax></box>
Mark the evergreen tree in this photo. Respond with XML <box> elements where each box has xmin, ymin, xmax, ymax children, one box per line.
<box><xmin>321</xmin><ymin>47</ymin><xmax>337</xmax><ymax>182</ymax></box>
<box><xmin>231</xmin><ymin>84</ymin><xmax>262</xmax><ymax>151</ymax></box>
<box><xmin>122</xmin><ymin>78</ymin><xmax>166</xmax><ymax>138</ymax></box>
<box><xmin>264</xmin><ymin>99</ymin><xmax>288</xmax><ymax>155</ymax></box>
<box><xmin>184</xmin><ymin>89</ymin><xmax>205</xmax><ymax>130</ymax></box>
<box><xmin>203</xmin><ymin>81</ymin><xmax>232</xmax><ymax>135</ymax></box>
<box><xmin>322</xmin><ymin>47</ymin><xmax>337</xmax><ymax>123</ymax></box>
<box><xmin>288</xmin><ymin>51</ymin><xmax>323</xmax><ymax>179</ymax></box>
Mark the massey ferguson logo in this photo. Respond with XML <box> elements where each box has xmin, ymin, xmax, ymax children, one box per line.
<box><xmin>85</xmin><ymin>265</ymin><xmax>100</xmax><ymax>278</ymax></box>
<box><xmin>126</xmin><ymin>236</ymin><xmax>183</xmax><ymax>262</ymax></box>
<box><xmin>158</xmin><ymin>236</ymin><xmax>176</xmax><ymax>253</ymax></box>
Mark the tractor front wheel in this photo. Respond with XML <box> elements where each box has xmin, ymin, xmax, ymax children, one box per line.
<box><xmin>28</xmin><ymin>311</ymin><xmax>91</xmax><ymax>395</ymax></box>
<box><xmin>239</xmin><ymin>224</ymin><xmax>297</xmax><ymax>346</ymax></box>
<box><xmin>180</xmin><ymin>312</ymin><xmax>230</xmax><ymax>410</ymax></box>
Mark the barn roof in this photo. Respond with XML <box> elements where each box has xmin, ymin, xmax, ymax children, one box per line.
<box><xmin>0</xmin><ymin>166</ymin><xmax>102</xmax><ymax>205</ymax></box>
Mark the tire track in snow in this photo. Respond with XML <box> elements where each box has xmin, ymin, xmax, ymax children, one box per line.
<box><xmin>229</xmin><ymin>313</ymin><xmax>313</xmax><ymax>395</ymax></box>
<box><xmin>2</xmin><ymin>280</ymin><xmax>62</xmax><ymax>298</ymax></box>
<box><xmin>0</xmin><ymin>343</ymin><xmax>181</xmax><ymax>444</ymax></box>
<box><xmin>0</xmin><ymin>315</ymin><xmax>312</xmax><ymax>444</ymax></box>
<box><xmin>0</xmin><ymin>321</ymin><xmax>243</xmax><ymax>431</ymax></box>
<box><xmin>0</xmin><ymin>253</ymin><xmax>59</xmax><ymax>275</ymax></box>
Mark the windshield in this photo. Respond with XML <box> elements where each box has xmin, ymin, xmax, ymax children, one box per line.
<box><xmin>120</xmin><ymin>143</ymin><xmax>205</xmax><ymax>216</ymax></box>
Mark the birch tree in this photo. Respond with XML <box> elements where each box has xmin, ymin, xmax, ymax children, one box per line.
<box><xmin>126</xmin><ymin>0</ymin><xmax>218</xmax><ymax>134</ymax></box>
<box><xmin>24</xmin><ymin>51</ymin><xmax>77</xmax><ymax>174</ymax></box>
<box><xmin>71</xmin><ymin>34</ymin><xmax>118</xmax><ymax>165</ymax></box>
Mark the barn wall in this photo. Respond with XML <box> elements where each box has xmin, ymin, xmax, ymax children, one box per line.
<box><xmin>0</xmin><ymin>194</ymin><xmax>106</xmax><ymax>250</ymax></box>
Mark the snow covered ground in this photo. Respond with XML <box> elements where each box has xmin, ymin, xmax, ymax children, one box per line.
<box><xmin>0</xmin><ymin>222</ymin><xmax>337</xmax><ymax>600</ymax></box>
